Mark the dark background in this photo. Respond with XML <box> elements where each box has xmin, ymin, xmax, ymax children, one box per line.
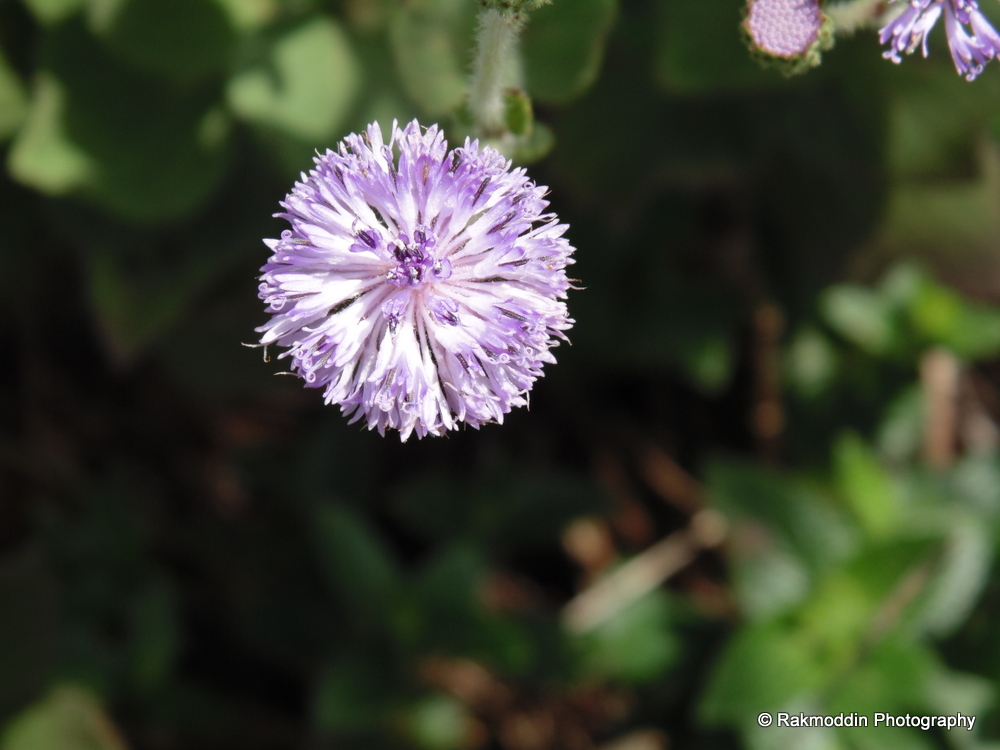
<box><xmin>3</xmin><ymin>0</ymin><xmax>1000</xmax><ymax>748</ymax></box>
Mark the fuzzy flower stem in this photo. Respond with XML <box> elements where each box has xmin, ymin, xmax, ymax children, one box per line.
<box><xmin>469</xmin><ymin>7</ymin><xmax>524</xmax><ymax>137</ymax></box>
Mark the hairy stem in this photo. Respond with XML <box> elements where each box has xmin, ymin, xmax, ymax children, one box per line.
<box><xmin>469</xmin><ymin>7</ymin><xmax>524</xmax><ymax>137</ymax></box>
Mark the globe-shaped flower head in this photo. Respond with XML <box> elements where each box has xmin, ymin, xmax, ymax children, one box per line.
<box><xmin>742</xmin><ymin>0</ymin><xmax>832</xmax><ymax>74</ymax></box>
<box><xmin>257</xmin><ymin>120</ymin><xmax>575</xmax><ymax>440</ymax></box>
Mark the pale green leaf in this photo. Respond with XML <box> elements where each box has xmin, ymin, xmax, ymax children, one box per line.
<box><xmin>0</xmin><ymin>49</ymin><xmax>28</xmax><ymax>142</ymax></box>
<box><xmin>833</xmin><ymin>432</ymin><xmax>900</xmax><ymax>539</ymax></box>
<box><xmin>1</xmin><ymin>686</ymin><xmax>126</xmax><ymax>750</ymax></box>
<box><xmin>21</xmin><ymin>0</ymin><xmax>86</xmax><ymax>25</ymax></box>
<box><xmin>521</xmin><ymin>0</ymin><xmax>617</xmax><ymax>104</ymax></box>
<box><xmin>6</xmin><ymin>73</ymin><xmax>94</xmax><ymax>195</ymax></box>
<box><xmin>388</xmin><ymin>0</ymin><xmax>473</xmax><ymax>116</ymax></box>
<box><xmin>228</xmin><ymin>18</ymin><xmax>360</xmax><ymax>141</ymax></box>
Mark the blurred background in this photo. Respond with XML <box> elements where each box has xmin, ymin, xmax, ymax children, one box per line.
<box><xmin>5</xmin><ymin>0</ymin><xmax>1000</xmax><ymax>748</ymax></box>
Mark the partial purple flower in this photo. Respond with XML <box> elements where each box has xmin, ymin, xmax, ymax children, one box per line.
<box><xmin>880</xmin><ymin>0</ymin><xmax>1000</xmax><ymax>80</ymax></box>
<box><xmin>256</xmin><ymin>120</ymin><xmax>575</xmax><ymax>440</ymax></box>
<box><xmin>743</xmin><ymin>0</ymin><xmax>832</xmax><ymax>74</ymax></box>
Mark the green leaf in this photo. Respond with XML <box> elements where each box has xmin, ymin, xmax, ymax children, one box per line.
<box><xmin>412</xmin><ymin>545</ymin><xmax>532</xmax><ymax>669</ymax></box>
<box><xmin>7</xmin><ymin>73</ymin><xmax>94</xmax><ymax>195</ymax></box>
<box><xmin>406</xmin><ymin>695</ymin><xmax>472</xmax><ymax>750</ymax></box>
<box><xmin>393</xmin><ymin>470</ymin><xmax>606</xmax><ymax>551</ymax></box>
<box><xmin>512</xmin><ymin>121</ymin><xmax>553</xmax><ymax>164</ymax></box>
<box><xmin>85</xmin><ymin>247</ymin><xmax>227</xmax><ymax>364</ymax></box>
<box><xmin>21</xmin><ymin>0</ymin><xmax>86</xmax><ymax>25</ymax></box>
<box><xmin>313</xmin><ymin>652</ymin><xmax>397</xmax><ymax>733</ymax></box>
<box><xmin>100</xmin><ymin>0</ymin><xmax>234</xmax><ymax>85</ymax></box>
<box><xmin>521</xmin><ymin>0</ymin><xmax>617</xmax><ymax>104</ymax></box>
<box><xmin>700</xmin><ymin>622</ymin><xmax>824</xmax><ymax>725</ymax></box>
<box><xmin>312</xmin><ymin>503</ymin><xmax>400</xmax><ymax>625</ymax></box>
<box><xmin>228</xmin><ymin>18</ymin><xmax>360</xmax><ymax>142</ymax></box>
<box><xmin>676</xmin><ymin>332</ymin><xmax>736</xmax><ymax>395</ymax></box>
<box><xmin>11</xmin><ymin>21</ymin><xmax>232</xmax><ymax>222</ymax></box>
<box><xmin>213</xmin><ymin>0</ymin><xmax>279</xmax><ymax>30</ymax></box>
<box><xmin>388</xmin><ymin>0</ymin><xmax>474</xmax><ymax>116</ymax></box>
<box><xmin>1</xmin><ymin>686</ymin><xmax>126</xmax><ymax>750</ymax></box>
<box><xmin>796</xmin><ymin>572</ymin><xmax>875</xmax><ymax>668</ymax></box>
<box><xmin>908</xmin><ymin>275</ymin><xmax>1000</xmax><ymax>359</ymax></box>
<box><xmin>888</xmin><ymin>62</ymin><xmax>1000</xmax><ymax>182</ymax></box>
<box><xmin>0</xmin><ymin>549</ymin><xmax>59</xmax><ymax>721</ymax></box>
<box><xmin>707</xmin><ymin>461</ymin><xmax>855</xmax><ymax>572</ymax></box>
<box><xmin>911</xmin><ymin>518</ymin><xmax>992</xmax><ymax>637</ymax></box>
<box><xmin>874</xmin><ymin>145</ymin><xmax>1000</xmax><ymax>265</ymax></box>
<box><xmin>785</xmin><ymin>327</ymin><xmax>838</xmax><ymax>400</ymax></box>
<box><xmin>923</xmin><ymin>665</ymin><xmax>995</xmax><ymax>717</ymax></box>
<box><xmin>820</xmin><ymin>285</ymin><xmax>897</xmax><ymax>355</ymax></box>
<box><xmin>876</xmin><ymin>386</ymin><xmax>923</xmax><ymax>464</ymax></box>
<box><xmin>732</xmin><ymin>542</ymin><xmax>810</xmax><ymax>621</ymax></box>
<box><xmin>125</xmin><ymin>579</ymin><xmax>178</xmax><ymax>693</ymax></box>
<box><xmin>654</xmin><ymin>0</ymin><xmax>782</xmax><ymax>94</ymax></box>
<box><xmin>0</xmin><ymin>49</ymin><xmax>28</xmax><ymax>142</ymax></box>
<box><xmin>576</xmin><ymin>591</ymin><xmax>678</xmax><ymax>684</ymax></box>
<box><xmin>833</xmin><ymin>432</ymin><xmax>900</xmax><ymax>539</ymax></box>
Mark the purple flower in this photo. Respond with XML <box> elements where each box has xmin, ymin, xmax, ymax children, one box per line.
<box><xmin>880</xmin><ymin>0</ymin><xmax>1000</xmax><ymax>80</ymax></box>
<box><xmin>256</xmin><ymin>120</ymin><xmax>575</xmax><ymax>440</ymax></box>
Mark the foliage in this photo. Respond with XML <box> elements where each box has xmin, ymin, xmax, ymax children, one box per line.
<box><xmin>4</xmin><ymin>1</ymin><xmax>1000</xmax><ymax>749</ymax></box>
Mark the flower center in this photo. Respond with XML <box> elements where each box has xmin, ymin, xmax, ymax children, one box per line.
<box><xmin>385</xmin><ymin>227</ymin><xmax>452</xmax><ymax>288</ymax></box>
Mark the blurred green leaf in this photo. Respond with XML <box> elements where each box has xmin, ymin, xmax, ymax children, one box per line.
<box><xmin>923</xmin><ymin>663</ymin><xmax>995</xmax><ymax>717</ymax></box>
<box><xmin>100</xmin><ymin>0</ymin><xmax>234</xmax><ymax>85</ymax></box>
<box><xmin>707</xmin><ymin>461</ymin><xmax>855</xmax><ymax>572</ymax></box>
<box><xmin>0</xmin><ymin>549</ymin><xmax>59</xmax><ymax>723</ymax></box>
<box><xmin>828</xmin><ymin>638</ymin><xmax>936</xmax><ymax>720</ymax></box>
<box><xmin>7</xmin><ymin>73</ymin><xmax>94</xmax><ymax>194</ymax></box>
<box><xmin>1</xmin><ymin>686</ymin><xmax>126</xmax><ymax>750</ymax></box>
<box><xmin>875</xmin><ymin>144</ymin><xmax>1000</xmax><ymax>263</ymax></box>
<box><xmin>312</xmin><ymin>503</ymin><xmax>400</xmax><ymax>625</ymax></box>
<box><xmin>576</xmin><ymin>590</ymin><xmax>677</xmax><ymax>684</ymax></box>
<box><xmin>654</xmin><ymin>0</ymin><xmax>781</xmax><ymax>94</ymax></box>
<box><xmin>228</xmin><ymin>17</ymin><xmax>360</xmax><ymax>142</ymax></box>
<box><xmin>785</xmin><ymin>327</ymin><xmax>838</xmax><ymax>400</ymax></box>
<box><xmin>11</xmin><ymin>21</ymin><xmax>232</xmax><ymax>221</ymax></box>
<box><xmin>214</xmin><ymin>0</ymin><xmax>279</xmax><ymax>30</ymax></box>
<box><xmin>393</xmin><ymin>470</ymin><xmax>607</xmax><ymax>551</ymax></box>
<box><xmin>125</xmin><ymin>578</ymin><xmax>178</xmax><ymax>693</ymax></box>
<box><xmin>521</xmin><ymin>0</ymin><xmax>617</xmax><ymax>104</ymax></box>
<box><xmin>0</xmin><ymin>50</ymin><xmax>28</xmax><ymax>142</ymax></box>
<box><xmin>833</xmin><ymin>432</ymin><xmax>900</xmax><ymax>539</ymax></box>
<box><xmin>85</xmin><ymin>247</ymin><xmax>229</xmax><ymax>364</ymax></box>
<box><xmin>888</xmin><ymin>62</ymin><xmax>1000</xmax><ymax>182</ymax></box>
<box><xmin>700</xmin><ymin>622</ymin><xmax>824</xmax><ymax>724</ymax></box>
<box><xmin>821</xmin><ymin>285</ymin><xmax>897</xmax><ymax>355</ymax></box>
<box><xmin>313</xmin><ymin>651</ymin><xmax>397</xmax><ymax>733</ymax></box>
<box><xmin>732</xmin><ymin>541</ymin><xmax>810</xmax><ymax>621</ymax></box>
<box><xmin>406</xmin><ymin>695</ymin><xmax>472</xmax><ymax>750</ymax></box>
<box><xmin>796</xmin><ymin>572</ymin><xmax>874</xmax><ymax>668</ymax></box>
<box><xmin>388</xmin><ymin>0</ymin><xmax>473</xmax><ymax>116</ymax></box>
<box><xmin>512</xmin><ymin>121</ymin><xmax>553</xmax><ymax>164</ymax></box>
<box><xmin>876</xmin><ymin>386</ymin><xmax>923</xmax><ymax>464</ymax></box>
<box><xmin>21</xmin><ymin>0</ymin><xmax>86</xmax><ymax>25</ymax></box>
<box><xmin>676</xmin><ymin>332</ymin><xmax>735</xmax><ymax>395</ymax></box>
<box><xmin>911</xmin><ymin>518</ymin><xmax>992</xmax><ymax>638</ymax></box>
<box><xmin>909</xmin><ymin>274</ymin><xmax>1000</xmax><ymax>359</ymax></box>
<box><xmin>829</xmin><ymin>636</ymin><xmax>992</xmax><ymax>726</ymax></box>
